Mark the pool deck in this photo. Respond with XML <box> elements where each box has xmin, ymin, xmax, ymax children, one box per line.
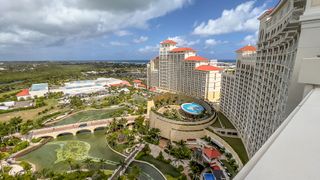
<box><xmin>181</xmin><ymin>102</ymin><xmax>205</xmax><ymax>115</ymax></box>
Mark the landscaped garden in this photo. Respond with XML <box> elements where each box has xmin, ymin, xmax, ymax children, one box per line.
<box><xmin>106</xmin><ymin>117</ymin><xmax>138</xmax><ymax>153</ymax></box>
<box><xmin>135</xmin><ymin>144</ymin><xmax>185</xmax><ymax>179</ymax></box>
<box><xmin>221</xmin><ymin>159</ymin><xmax>237</xmax><ymax>177</ymax></box>
<box><xmin>54</xmin><ymin>140</ymin><xmax>91</xmax><ymax>163</ymax></box>
<box><xmin>54</xmin><ymin>107</ymin><xmax>125</xmax><ymax>126</ymax></box>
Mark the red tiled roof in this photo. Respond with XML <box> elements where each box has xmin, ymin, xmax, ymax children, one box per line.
<box><xmin>196</xmin><ymin>65</ymin><xmax>223</xmax><ymax>71</ymax></box>
<box><xmin>109</xmin><ymin>81</ymin><xmax>131</xmax><ymax>87</ymax></box>
<box><xmin>203</xmin><ymin>147</ymin><xmax>221</xmax><ymax>159</ymax></box>
<box><xmin>258</xmin><ymin>8</ymin><xmax>274</xmax><ymax>19</ymax></box>
<box><xmin>138</xmin><ymin>84</ymin><xmax>146</xmax><ymax>88</ymax></box>
<box><xmin>171</xmin><ymin>47</ymin><xmax>196</xmax><ymax>53</ymax></box>
<box><xmin>149</xmin><ymin>87</ymin><xmax>157</xmax><ymax>91</ymax></box>
<box><xmin>121</xmin><ymin>80</ymin><xmax>131</xmax><ymax>86</ymax></box>
<box><xmin>267</xmin><ymin>8</ymin><xmax>274</xmax><ymax>13</ymax></box>
<box><xmin>236</xmin><ymin>45</ymin><xmax>256</xmax><ymax>52</ymax></box>
<box><xmin>110</xmin><ymin>83</ymin><xmax>122</xmax><ymax>87</ymax></box>
<box><xmin>133</xmin><ymin>79</ymin><xmax>142</xmax><ymax>83</ymax></box>
<box><xmin>161</xmin><ymin>39</ymin><xmax>177</xmax><ymax>45</ymax></box>
<box><xmin>185</xmin><ymin>56</ymin><xmax>208</xmax><ymax>61</ymax></box>
<box><xmin>16</xmin><ymin>89</ymin><xmax>30</xmax><ymax>97</ymax></box>
<box><xmin>211</xmin><ymin>165</ymin><xmax>220</xmax><ymax>171</ymax></box>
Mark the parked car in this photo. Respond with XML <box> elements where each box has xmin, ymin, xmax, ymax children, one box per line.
<box><xmin>78</xmin><ymin>123</ymin><xmax>88</xmax><ymax>128</ymax></box>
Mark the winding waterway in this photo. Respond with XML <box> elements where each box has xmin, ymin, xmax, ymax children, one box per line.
<box><xmin>18</xmin><ymin>131</ymin><xmax>165</xmax><ymax>180</ymax></box>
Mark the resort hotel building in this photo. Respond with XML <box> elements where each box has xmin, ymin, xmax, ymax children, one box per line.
<box><xmin>221</xmin><ymin>0</ymin><xmax>320</xmax><ymax>157</ymax></box>
<box><xmin>147</xmin><ymin>40</ymin><xmax>222</xmax><ymax>102</ymax></box>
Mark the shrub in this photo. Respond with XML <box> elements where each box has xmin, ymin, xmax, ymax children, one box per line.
<box><xmin>31</xmin><ymin>138</ymin><xmax>41</xmax><ymax>143</ymax></box>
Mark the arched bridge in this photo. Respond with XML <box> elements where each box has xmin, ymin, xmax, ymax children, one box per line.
<box><xmin>28</xmin><ymin>115</ymin><xmax>143</xmax><ymax>139</ymax></box>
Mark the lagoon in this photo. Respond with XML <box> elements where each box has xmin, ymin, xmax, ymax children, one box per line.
<box><xmin>18</xmin><ymin>131</ymin><xmax>164</xmax><ymax>180</ymax></box>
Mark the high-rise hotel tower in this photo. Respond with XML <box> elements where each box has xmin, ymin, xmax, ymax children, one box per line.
<box><xmin>147</xmin><ymin>40</ymin><xmax>222</xmax><ymax>102</ymax></box>
<box><xmin>221</xmin><ymin>0</ymin><xmax>320</xmax><ymax>157</ymax></box>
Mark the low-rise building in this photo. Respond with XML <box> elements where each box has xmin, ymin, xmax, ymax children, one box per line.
<box><xmin>202</xmin><ymin>147</ymin><xmax>221</xmax><ymax>163</ymax></box>
<box><xmin>29</xmin><ymin>83</ymin><xmax>49</xmax><ymax>98</ymax></box>
<box><xmin>16</xmin><ymin>89</ymin><xmax>32</xmax><ymax>100</ymax></box>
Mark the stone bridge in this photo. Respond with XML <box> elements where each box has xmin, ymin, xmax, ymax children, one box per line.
<box><xmin>28</xmin><ymin>115</ymin><xmax>142</xmax><ymax>139</ymax></box>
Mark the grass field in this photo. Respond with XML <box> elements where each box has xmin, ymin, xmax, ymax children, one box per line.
<box><xmin>137</xmin><ymin>154</ymin><xmax>181</xmax><ymax>178</ymax></box>
<box><xmin>218</xmin><ymin>112</ymin><xmax>235</xmax><ymax>129</ymax></box>
<box><xmin>219</xmin><ymin>135</ymin><xmax>249</xmax><ymax>164</ymax></box>
<box><xmin>0</xmin><ymin>99</ymin><xmax>60</xmax><ymax>122</ymax></box>
<box><xmin>211</xmin><ymin>117</ymin><xmax>222</xmax><ymax>128</ymax></box>
<box><xmin>54</xmin><ymin>107</ymin><xmax>124</xmax><ymax>126</ymax></box>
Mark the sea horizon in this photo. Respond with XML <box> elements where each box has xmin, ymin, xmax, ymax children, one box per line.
<box><xmin>0</xmin><ymin>59</ymin><xmax>236</xmax><ymax>64</ymax></box>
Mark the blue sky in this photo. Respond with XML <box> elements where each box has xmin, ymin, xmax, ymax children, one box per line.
<box><xmin>0</xmin><ymin>0</ymin><xmax>278</xmax><ymax>61</ymax></box>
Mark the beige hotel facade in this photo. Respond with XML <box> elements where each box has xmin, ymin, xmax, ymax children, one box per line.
<box><xmin>221</xmin><ymin>0</ymin><xmax>320</xmax><ymax>157</ymax></box>
<box><xmin>147</xmin><ymin>40</ymin><xmax>222</xmax><ymax>102</ymax></box>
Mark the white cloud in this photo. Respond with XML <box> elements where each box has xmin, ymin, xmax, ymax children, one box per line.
<box><xmin>0</xmin><ymin>0</ymin><xmax>191</xmax><ymax>47</ymax></box>
<box><xmin>114</xmin><ymin>30</ymin><xmax>132</xmax><ymax>37</ymax></box>
<box><xmin>138</xmin><ymin>44</ymin><xmax>159</xmax><ymax>53</ymax></box>
<box><xmin>193</xmin><ymin>1</ymin><xmax>265</xmax><ymax>36</ymax></box>
<box><xmin>241</xmin><ymin>31</ymin><xmax>258</xmax><ymax>45</ymax></box>
<box><xmin>110</xmin><ymin>41</ymin><xmax>128</xmax><ymax>46</ymax></box>
<box><xmin>133</xmin><ymin>36</ymin><xmax>149</xmax><ymax>43</ymax></box>
<box><xmin>204</xmin><ymin>38</ymin><xmax>228</xmax><ymax>48</ymax></box>
<box><xmin>205</xmin><ymin>39</ymin><xmax>219</xmax><ymax>47</ymax></box>
<box><xmin>168</xmin><ymin>36</ymin><xmax>199</xmax><ymax>46</ymax></box>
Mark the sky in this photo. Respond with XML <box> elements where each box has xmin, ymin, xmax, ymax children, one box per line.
<box><xmin>0</xmin><ymin>0</ymin><xmax>279</xmax><ymax>61</ymax></box>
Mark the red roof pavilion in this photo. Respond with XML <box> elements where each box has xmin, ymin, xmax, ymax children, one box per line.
<box><xmin>203</xmin><ymin>147</ymin><xmax>221</xmax><ymax>159</ymax></box>
<box><xmin>16</xmin><ymin>89</ymin><xmax>30</xmax><ymax>97</ymax></box>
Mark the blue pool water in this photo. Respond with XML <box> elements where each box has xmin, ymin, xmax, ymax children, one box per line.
<box><xmin>203</xmin><ymin>173</ymin><xmax>216</xmax><ymax>180</ymax></box>
<box><xmin>181</xmin><ymin>102</ymin><xmax>204</xmax><ymax>115</ymax></box>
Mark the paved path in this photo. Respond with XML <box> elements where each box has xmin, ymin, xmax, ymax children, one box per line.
<box><xmin>109</xmin><ymin>144</ymin><xmax>145</xmax><ymax>180</ymax></box>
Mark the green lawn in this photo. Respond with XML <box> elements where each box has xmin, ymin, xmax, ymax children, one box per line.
<box><xmin>221</xmin><ymin>160</ymin><xmax>237</xmax><ymax>178</ymax></box>
<box><xmin>0</xmin><ymin>98</ymin><xmax>60</xmax><ymax>122</ymax></box>
<box><xmin>219</xmin><ymin>135</ymin><xmax>248</xmax><ymax>164</ymax></box>
<box><xmin>208</xmin><ymin>112</ymin><xmax>248</xmax><ymax>163</ymax></box>
<box><xmin>211</xmin><ymin>117</ymin><xmax>222</xmax><ymax>128</ymax></box>
<box><xmin>55</xmin><ymin>107</ymin><xmax>124</xmax><ymax>126</ymax></box>
<box><xmin>136</xmin><ymin>154</ymin><xmax>181</xmax><ymax>178</ymax></box>
<box><xmin>217</xmin><ymin>112</ymin><xmax>235</xmax><ymax>129</ymax></box>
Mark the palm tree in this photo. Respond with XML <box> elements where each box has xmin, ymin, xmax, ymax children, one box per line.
<box><xmin>99</xmin><ymin>158</ymin><xmax>107</xmax><ymax>169</ymax></box>
<box><xmin>110</xmin><ymin>118</ymin><xmax>118</xmax><ymax>132</ymax></box>
<box><xmin>117</xmin><ymin>159</ymin><xmax>127</xmax><ymax>169</ymax></box>
<box><xmin>84</xmin><ymin>157</ymin><xmax>93</xmax><ymax>170</ymax></box>
<box><xmin>128</xmin><ymin>165</ymin><xmax>142</xmax><ymax>180</ymax></box>
<box><xmin>177</xmin><ymin>140</ymin><xmax>186</xmax><ymax>147</ymax></box>
<box><xmin>66</xmin><ymin>158</ymin><xmax>74</xmax><ymax>170</ymax></box>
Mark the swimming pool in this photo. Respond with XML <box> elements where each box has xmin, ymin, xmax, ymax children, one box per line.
<box><xmin>181</xmin><ymin>102</ymin><xmax>204</xmax><ymax>115</ymax></box>
<box><xmin>203</xmin><ymin>173</ymin><xmax>216</xmax><ymax>180</ymax></box>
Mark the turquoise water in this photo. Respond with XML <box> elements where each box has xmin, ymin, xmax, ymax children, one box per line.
<box><xmin>18</xmin><ymin>131</ymin><xmax>164</xmax><ymax>179</ymax></box>
<box><xmin>181</xmin><ymin>102</ymin><xmax>204</xmax><ymax>115</ymax></box>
